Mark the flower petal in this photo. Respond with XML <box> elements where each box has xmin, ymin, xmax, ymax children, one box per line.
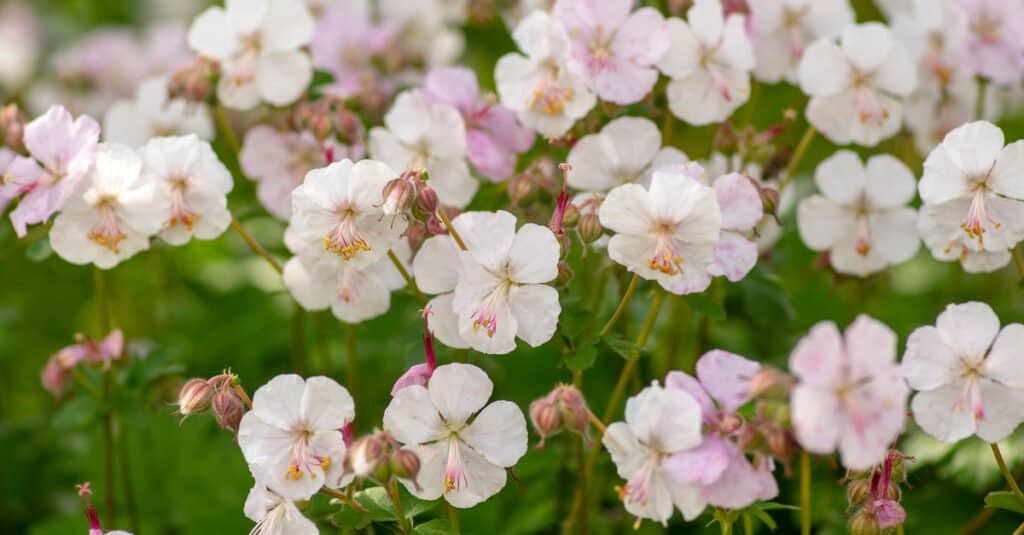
<box><xmin>429</xmin><ymin>363</ymin><xmax>494</xmax><ymax>426</ymax></box>
<box><xmin>462</xmin><ymin>400</ymin><xmax>528</xmax><ymax>467</ymax></box>
<box><xmin>383</xmin><ymin>385</ymin><xmax>446</xmax><ymax>445</ymax></box>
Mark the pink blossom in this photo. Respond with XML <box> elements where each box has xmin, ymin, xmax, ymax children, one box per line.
<box><xmin>663</xmin><ymin>350</ymin><xmax>779</xmax><ymax>509</ymax></box>
<box><xmin>417</xmin><ymin>67</ymin><xmax>534</xmax><ymax>182</ymax></box>
<box><xmin>957</xmin><ymin>0</ymin><xmax>1024</xmax><ymax>85</ymax></box>
<box><xmin>789</xmin><ymin>316</ymin><xmax>908</xmax><ymax>471</ymax></box>
<box><xmin>392</xmin><ymin>309</ymin><xmax>439</xmax><ymax>395</ymax></box>
<box><xmin>4</xmin><ymin>105</ymin><xmax>99</xmax><ymax>236</ymax></box>
<box><xmin>311</xmin><ymin>5</ymin><xmax>397</xmax><ymax>99</ymax></box>
<box><xmin>707</xmin><ymin>172</ymin><xmax>763</xmax><ymax>282</ymax></box>
<box><xmin>553</xmin><ymin>0</ymin><xmax>670</xmax><ymax>105</ymax></box>
<box><xmin>40</xmin><ymin>330</ymin><xmax>124</xmax><ymax>397</ymax></box>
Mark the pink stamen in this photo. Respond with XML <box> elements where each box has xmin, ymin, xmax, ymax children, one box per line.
<box><xmin>285</xmin><ymin>431</ymin><xmax>331</xmax><ymax>481</ymax></box>
<box><xmin>323</xmin><ymin>211</ymin><xmax>370</xmax><ymax>260</ymax></box>
<box><xmin>166</xmin><ymin>176</ymin><xmax>200</xmax><ymax>231</ymax></box>
<box><xmin>620</xmin><ymin>457</ymin><xmax>658</xmax><ymax>506</ymax></box>
<box><xmin>648</xmin><ymin>231</ymin><xmax>684</xmax><ymax>275</ymax></box>
<box><xmin>88</xmin><ymin>198</ymin><xmax>126</xmax><ymax>253</ymax></box>
<box><xmin>444</xmin><ymin>437</ymin><xmax>469</xmax><ymax>493</ymax></box>
<box><xmin>856</xmin><ymin>88</ymin><xmax>889</xmax><ymax>126</ymax></box>
<box><xmin>962</xmin><ymin>188</ymin><xmax>999</xmax><ymax>247</ymax></box>
<box><xmin>855</xmin><ymin>214</ymin><xmax>871</xmax><ymax>257</ymax></box>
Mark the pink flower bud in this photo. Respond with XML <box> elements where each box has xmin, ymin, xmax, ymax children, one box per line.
<box><xmin>382</xmin><ymin>177</ymin><xmax>415</xmax><ymax>216</ymax></box>
<box><xmin>415</xmin><ymin>184</ymin><xmax>439</xmax><ymax>216</ymax></box>
<box><xmin>176</xmin><ymin>378</ymin><xmax>214</xmax><ymax>419</ymax></box>
<box><xmin>41</xmin><ymin>358</ymin><xmax>69</xmax><ymax>397</ymax></box>
<box><xmin>578</xmin><ymin>214</ymin><xmax>603</xmax><ymax>244</ymax></box>
<box><xmin>556</xmin><ymin>262</ymin><xmax>574</xmax><ymax>286</ymax></box>
<box><xmin>390</xmin><ymin>447</ymin><xmax>421</xmax><ymax>482</ymax></box>
<box><xmin>1</xmin><ymin>104</ymin><xmax>26</xmax><ymax>152</ymax></box>
<box><xmin>529</xmin><ymin>395</ymin><xmax>561</xmax><ymax>447</ymax></box>
<box><xmin>561</xmin><ymin>203</ymin><xmax>580</xmax><ymax>229</ymax></box>
<box><xmin>212</xmin><ymin>388</ymin><xmax>245</xmax><ymax>433</ymax></box>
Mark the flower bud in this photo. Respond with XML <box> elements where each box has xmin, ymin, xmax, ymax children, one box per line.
<box><xmin>578</xmin><ymin>214</ymin><xmax>603</xmax><ymax>244</ymax></box>
<box><xmin>1</xmin><ymin>104</ymin><xmax>26</xmax><ymax>152</ymax></box>
<box><xmin>748</xmin><ymin>367</ymin><xmax>794</xmax><ymax>398</ymax></box>
<box><xmin>507</xmin><ymin>174</ymin><xmax>536</xmax><ymax>205</ymax></box>
<box><xmin>873</xmin><ymin>499</ymin><xmax>906</xmax><ymax>529</ymax></box>
<box><xmin>176</xmin><ymin>378</ymin><xmax>214</xmax><ymax>419</ymax></box>
<box><xmin>212</xmin><ymin>388</ymin><xmax>245</xmax><ymax>433</ymax></box>
<box><xmin>426</xmin><ymin>214</ymin><xmax>446</xmax><ymax>235</ymax></box>
<box><xmin>390</xmin><ymin>447</ymin><xmax>421</xmax><ymax>481</ymax></box>
<box><xmin>415</xmin><ymin>183</ymin><xmax>439</xmax><ymax>216</ymax></box>
<box><xmin>382</xmin><ymin>177</ymin><xmax>415</xmax><ymax>216</ymax></box>
<box><xmin>555</xmin><ymin>385</ymin><xmax>590</xmax><ymax>436</ymax></box>
<box><xmin>561</xmin><ymin>203</ymin><xmax>580</xmax><ymax>228</ymax></box>
<box><xmin>848</xmin><ymin>508</ymin><xmax>880</xmax><ymax>535</ymax></box>
<box><xmin>529</xmin><ymin>395</ymin><xmax>561</xmax><ymax>447</ymax></box>
<box><xmin>847</xmin><ymin>478</ymin><xmax>873</xmax><ymax>507</ymax></box>
<box><xmin>556</xmin><ymin>262</ymin><xmax>574</xmax><ymax>286</ymax></box>
<box><xmin>349</xmin><ymin>434</ymin><xmax>389</xmax><ymax>479</ymax></box>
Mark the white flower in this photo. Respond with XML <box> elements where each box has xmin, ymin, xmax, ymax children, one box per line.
<box><xmin>383</xmin><ymin>363</ymin><xmax>528</xmax><ymax>508</ymax></box>
<box><xmin>289</xmin><ymin>159</ymin><xmax>406</xmax><ymax>271</ymax></box>
<box><xmin>104</xmin><ymin>77</ymin><xmax>214</xmax><ymax>147</ymax></box>
<box><xmin>891</xmin><ymin>0</ymin><xmax>969</xmax><ymax>94</ymax></box>
<box><xmin>494</xmin><ymin>11</ymin><xmax>596</xmax><ymax>138</ymax></box>
<box><xmin>284</xmin><ymin>239</ymin><xmax>411</xmax><ymax>324</ymax></box>
<box><xmin>244</xmin><ymin>482</ymin><xmax>317</xmax><ymax>535</ymax></box>
<box><xmin>657</xmin><ymin>0</ymin><xmax>755</xmax><ymax>126</ymax></box>
<box><xmin>904</xmin><ymin>302</ymin><xmax>1024</xmax><ymax>443</ymax></box>
<box><xmin>187</xmin><ymin>0</ymin><xmax>315</xmax><ymax>110</ymax></box>
<box><xmin>603</xmin><ymin>381</ymin><xmax>705</xmax><ymax>525</ymax></box>
<box><xmin>413</xmin><ymin>233</ymin><xmax>469</xmax><ymax>349</ymax></box>
<box><xmin>705</xmin><ymin>172</ymin><xmax>764</xmax><ymax>283</ymax></box>
<box><xmin>451</xmin><ymin>210</ymin><xmax>561</xmax><ymax>355</ymax></box>
<box><xmin>917</xmin><ymin>121</ymin><xmax>1024</xmax><ymax>255</ymax></box>
<box><xmin>797</xmin><ymin>150</ymin><xmax>919</xmax><ymax>276</ymax></box>
<box><xmin>798</xmin><ymin>22</ymin><xmax>918</xmax><ymax>146</ymax></box>
<box><xmin>598</xmin><ymin>169</ymin><xmax>722</xmax><ymax>295</ymax></box>
<box><xmin>903</xmin><ymin>77</ymin><xmax>977</xmax><ymax>156</ymax></box>
<box><xmin>566</xmin><ymin>116</ymin><xmax>687</xmax><ymax>192</ymax></box>
<box><xmin>369</xmin><ymin>92</ymin><xmax>478</xmax><ymax>209</ymax></box>
<box><xmin>50</xmin><ymin>143</ymin><xmax>165</xmax><ymax>269</ymax></box>
<box><xmin>917</xmin><ymin>206</ymin><xmax>1013</xmax><ymax>273</ymax></box>
<box><xmin>140</xmin><ymin>135</ymin><xmax>233</xmax><ymax>246</ymax></box>
<box><xmin>238</xmin><ymin>374</ymin><xmax>355</xmax><ymax>500</ymax></box>
<box><xmin>749</xmin><ymin>0</ymin><xmax>854</xmax><ymax>84</ymax></box>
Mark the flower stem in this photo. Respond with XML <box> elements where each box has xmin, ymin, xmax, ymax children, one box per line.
<box><xmin>387</xmin><ymin>479</ymin><xmax>411</xmax><ymax>533</ymax></box>
<box><xmin>780</xmin><ymin>125</ymin><xmax>816</xmax><ymax>192</ymax></box>
<box><xmin>117</xmin><ymin>417</ymin><xmax>140</xmax><ymax>535</ymax></box>
<box><xmin>976</xmin><ymin>77</ymin><xmax>988</xmax><ymax>120</ymax></box>
<box><xmin>346</xmin><ymin>324</ymin><xmax>358</xmax><ymax>392</ymax></box>
<box><xmin>213</xmin><ymin>105</ymin><xmax>241</xmax><ymax>155</ymax></box>
<box><xmin>1012</xmin><ymin>245</ymin><xmax>1024</xmax><ymax>279</ymax></box>
<box><xmin>388</xmin><ymin>249</ymin><xmax>427</xmax><ymax>303</ymax></box>
<box><xmin>93</xmin><ymin>267</ymin><xmax>116</xmax><ymax>528</ymax></box>
<box><xmin>598</xmin><ymin>273</ymin><xmax>639</xmax><ymax>338</ymax></box>
<box><xmin>291</xmin><ymin>302</ymin><xmax>307</xmax><ymax>375</ymax></box>
<box><xmin>435</xmin><ymin>208</ymin><xmax>468</xmax><ymax>250</ymax></box>
<box><xmin>446</xmin><ymin>502</ymin><xmax>461</xmax><ymax>534</ymax></box>
<box><xmin>576</xmin><ymin>435</ymin><xmax>588</xmax><ymax>535</ymax></box>
<box><xmin>229</xmin><ymin>217</ymin><xmax>282</xmax><ymax>273</ymax></box>
<box><xmin>991</xmin><ymin>444</ymin><xmax>1024</xmax><ymax>504</ymax></box>
<box><xmin>1014</xmin><ymin>521</ymin><xmax>1024</xmax><ymax>535</ymax></box>
<box><xmin>800</xmin><ymin>452</ymin><xmax>812</xmax><ymax>535</ymax></box>
<box><xmin>319</xmin><ymin>487</ymin><xmax>368</xmax><ymax>513</ymax></box>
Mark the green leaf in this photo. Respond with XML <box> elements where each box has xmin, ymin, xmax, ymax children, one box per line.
<box><xmin>352</xmin><ymin>487</ymin><xmax>397</xmax><ymax>522</ymax></box>
<box><xmin>412</xmin><ymin>519</ymin><xmax>455</xmax><ymax>534</ymax></box>
<box><xmin>564</xmin><ymin>342</ymin><xmax>597</xmax><ymax>371</ymax></box>
<box><xmin>402</xmin><ymin>494</ymin><xmax>438</xmax><ymax>519</ymax></box>
<box><xmin>745</xmin><ymin>508</ymin><xmax>778</xmax><ymax>531</ymax></box>
<box><xmin>308</xmin><ymin>69</ymin><xmax>336</xmax><ymax>99</ymax></box>
<box><xmin>602</xmin><ymin>333</ymin><xmax>642</xmax><ymax>361</ymax></box>
<box><xmin>25</xmin><ymin>238</ymin><xmax>52</xmax><ymax>262</ymax></box>
<box><xmin>985</xmin><ymin>491</ymin><xmax>1024</xmax><ymax>515</ymax></box>
<box><xmin>51</xmin><ymin>395</ymin><xmax>99</xmax><ymax>430</ymax></box>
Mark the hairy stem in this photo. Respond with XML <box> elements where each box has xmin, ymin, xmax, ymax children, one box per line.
<box><xmin>435</xmin><ymin>208</ymin><xmax>467</xmax><ymax>251</ymax></box>
<box><xmin>213</xmin><ymin>105</ymin><xmax>241</xmax><ymax>155</ymax></box>
<box><xmin>801</xmin><ymin>452</ymin><xmax>812</xmax><ymax>535</ymax></box>
<box><xmin>598</xmin><ymin>273</ymin><xmax>639</xmax><ymax>338</ymax></box>
<box><xmin>387</xmin><ymin>479</ymin><xmax>411</xmax><ymax>533</ymax></box>
<box><xmin>991</xmin><ymin>444</ymin><xmax>1024</xmax><ymax>504</ymax></box>
<box><xmin>780</xmin><ymin>125</ymin><xmax>816</xmax><ymax>192</ymax></box>
<box><xmin>229</xmin><ymin>217</ymin><xmax>282</xmax><ymax>273</ymax></box>
<box><xmin>388</xmin><ymin>249</ymin><xmax>427</xmax><ymax>303</ymax></box>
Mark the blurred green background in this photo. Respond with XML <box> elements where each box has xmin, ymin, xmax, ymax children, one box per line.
<box><xmin>4</xmin><ymin>0</ymin><xmax>1024</xmax><ymax>533</ymax></box>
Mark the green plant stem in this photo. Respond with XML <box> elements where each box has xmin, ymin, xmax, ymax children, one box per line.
<box><xmin>117</xmin><ymin>417</ymin><xmax>140</xmax><ymax>534</ymax></box>
<box><xmin>230</xmin><ymin>217</ymin><xmax>282</xmax><ymax>273</ymax></box>
<box><xmin>598</xmin><ymin>273</ymin><xmax>639</xmax><ymax>338</ymax></box>
<box><xmin>71</xmin><ymin>367</ymin><xmax>101</xmax><ymax>398</ymax></box>
<box><xmin>780</xmin><ymin>125</ymin><xmax>816</xmax><ymax>192</ymax></box>
<box><xmin>93</xmin><ymin>267</ymin><xmax>116</xmax><ymax>528</ymax></box>
<box><xmin>387</xmin><ymin>479</ymin><xmax>411</xmax><ymax>533</ymax></box>
<box><xmin>213</xmin><ymin>105</ymin><xmax>241</xmax><ymax>154</ymax></box>
<box><xmin>435</xmin><ymin>209</ymin><xmax>467</xmax><ymax>250</ymax></box>
<box><xmin>346</xmin><ymin>324</ymin><xmax>357</xmax><ymax>392</ymax></box>
<box><xmin>991</xmin><ymin>444</ymin><xmax>1024</xmax><ymax>504</ymax></box>
<box><xmin>446</xmin><ymin>502</ymin><xmax>461</xmax><ymax>534</ymax></box>
<box><xmin>562</xmin><ymin>291</ymin><xmax>666</xmax><ymax>535</ymax></box>
<box><xmin>743</xmin><ymin>514</ymin><xmax>754</xmax><ymax>535</ymax></box>
<box><xmin>800</xmin><ymin>452</ymin><xmax>812</xmax><ymax>535</ymax></box>
<box><xmin>976</xmin><ymin>77</ymin><xmax>988</xmax><ymax>120</ymax></box>
<box><xmin>388</xmin><ymin>250</ymin><xmax>426</xmax><ymax>303</ymax></box>
<box><xmin>576</xmin><ymin>435</ymin><xmax>588</xmax><ymax>535</ymax></box>
<box><xmin>1013</xmin><ymin>246</ymin><xmax>1024</xmax><ymax>279</ymax></box>
<box><xmin>898</xmin><ymin>525</ymin><xmax>906</xmax><ymax>535</ymax></box>
<box><xmin>291</xmin><ymin>303</ymin><xmax>307</xmax><ymax>375</ymax></box>
<box><xmin>720</xmin><ymin>519</ymin><xmax>733</xmax><ymax>535</ymax></box>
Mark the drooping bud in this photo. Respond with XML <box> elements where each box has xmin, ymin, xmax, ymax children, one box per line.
<box><xmin>529</xmin><ymin>395</ymin><xmax>561</xmax><ymax>448</ymax></box>
<box><xmin>212</xmin><ymin>387</ymin><xmax>246</xmax><ymax>433</ymax></box>
<box><xmin>748</xmin><ymin>367</ymin><xmax>794</xmax><ymax>398</ymax></box>
<box><xmin>390</xmin><ymin>447</ymin><xmax>422</xmax><ymax>482</ymax></box>
<box><xmin>382</xmin><ymin>177</ymin><xmax>415</xmax><ymax>216</ymax></box>
<box><xmin>578</xmin><ymin>214</ymin><xmax>603</xmax><ymax>244</ymax></box>
<box><xmin>848</xmin><ymin>507</ymin><xmax>881</xmax><ymax>535</ymax></box>
<box><xmin>556</xmin><ymin>262</ymin><xmax>574</xmax><ymax>286</ymax></box>
<box><xmin>507</xmin><ymin>173</ymin><xmax>537</xmax><ymax>205</ymax></box>
<box><xmin>349</xmin><ymin>433</ymin><xmax>390</xmax><ymax>479</ymax></box>
<box><xmin>847</xmin><ymin>477</ymin><xmax>873</xmax><ymax>507</ymax></box>
<box><xmin>550</xmin><ymin>163</ymin><xmax>574</xmax><ymax>244</ymax></box>
<box><xmin>167</xmin><ymin>57</ymin><xmax>218</xmax><ymax>104</ymax></box>
<box><xmin>415</xmin><ymin>182</ymin><xmax>439</xmax><ymax>216</ymax></box>
<box><xmin>176</xmin><ymin>378</ymin><xmax>214</xmax><ymax>420</ymax></box>
<box><xmin>555</xmin><ymin>385</ymin><xmax>590</xmax><ymax>436</ymax></box>
<box><xmin>714</xmin><ymin>122</ymin><xmax>738</xmax><ymax>155</ymax></box>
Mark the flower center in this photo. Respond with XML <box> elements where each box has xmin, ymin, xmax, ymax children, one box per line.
<box><xmin>166</xmin><ymin>175</ymin><xmax>200</xmax><ymax>231</ymax></box>
<box><xmin>528</xmin><ymin>62</ymin><xmax>575</xmax><ymax>116</ymax></box>
<box><xmin>855</xmin><ymin>207</ymin><xmax>872</xmax><ymax>257</ymax></box>
<box><xmin>323</xmin><ymin>208</ymin><xmax>371</xmax><ymax>260</ymax></box>
<box><xmin>855</xmin><ymin>87</ymin><xmax>889</xmax><ymax>126</ymax></box>
<box><xmin>782</xmin><ymin>7</ymin><xmax>810</xmax><ymax>62</ymax></box>
<box><xmin>285</xmin><ymin>428</ymin><xmax>332</xmax><ymax>481</ymax></box>
<box><xmin>618</xmin><ymin>453</ymin><xmax>660</xmax><ymax>506</ymax></box>
<box><xmin>955</xmin><ymin>366</ymin><xmax>986</xmax><ymax>420</ymax></box>
<box><xmin>587</xmin><ymin>28</ymin><xmax>614</xmax><ymax>62</ymax></box>
<box><xmin>443</xmin><ymin>436</ymin><xmax>469</xmax><ymax>493</ymax></box>
<box><xmin>88</xmin><ymin>196</ymin><xmax>127</xmax><ymax>253</ymax></box>
<box><xmin>962</xmin><ymin>184</ymin><xmax>1000</xmax><ymax>247</ymax></box>
<box><xmin>647</xmin><ymin>223</ymin><xmax>684</xmax><ymax>275</ymax></box>
<box><xmin>230</xmin><ymin>34</ymin><xmax>263</xmax><ymax>87</ymax></box>
<box><xmin>471</xmin><ymin>279</ymin><xmax>512</xmax><ymax>337</ymax></box>
<box><xmin>972</xmin><ymin>12</ymin><xmax>1002</xmax><ymax>44</ymax></box>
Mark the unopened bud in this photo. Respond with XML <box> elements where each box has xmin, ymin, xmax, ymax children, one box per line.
<box><xmin>426</xmin><ymin>215</ymin><xmax>445</xmax><ymax>235</ymax></box>
<box><xmin>529</xmin><ymin>396</ymin><xmax>562</xmax><ymax>447</ymax></box>
<box><xmin>508</xmin><ymin>174</ymin><xmax>536</xmax><ymax>205</ymax></box>
<box><xmin>390</xmin><ymin>448</ymin><xmax>421</xmax><ymax>481</ymax></box>
<box><xmin>848</xmin><ymin>508</ymin><xmax>880</xmax><ymax>535</ymax></box>
<box><xmin>212</xmin><ymin>388</ymin><xmax>245</xmax><ymax>433</ymax></box>
<box><xmin>714</xmin><ymin>123</ymin><xmax>738</xmax><ymax>155</ymax></box>
<box><xmin>873</xmin><ymin>499</ymin><xmax>906</xmax><ymax>529</ymax></box>
<box><xmin>349</xmin><ymin>434</ymin><xmax>390</xmax><ymax>479</ymax></box>
<box><xmin>759</xmin><ymin>186</ymin><xmax>780</xmax><ymax>219</ymax></box>
<box><xmin>382</xmin><ymin>177</ymin><xmax>415</xmax><ymax>216</ymax></box>
<box><xmin>167</xmin><ymin>58</ymin><xmax>218</xmax><ymax>103</ymax></box>
<box><xmin>415</xmin><ymin>183</ymin><xmax>439</xmax><ymax>215</ymax></box>
<box><xmin>748</xmin><ymin>367</ymin><xmax>793</xmax><ymax>398</ymax></box>
<box><xmin>562</xmin><ymin>203</ymin><xmax>580</xmax><ymax>228</ymax></box>
<box><xmin>176</xmin><ymin>378</ymin><xmax>214</xmax><ymax>419</ymax></box>
<box><xmin>554</xmin><ymin>385</ymin><xmax>590</xmax><ymax>436</ymax></box>
<box><xmin>763</xmin><ymin>425</ymin><xmax>796</xmax><ymax>461</ymax></box>
<box><xmin>578</xmin><ymin>214</ymin><xmax>603</xmax><ymax>244</ymax></box>
<box><xmin>1</xmin><ymin>104</ymin><xmax>26</xmax><ymax>152</ymax></box>
<box><xmin>556</xmin><ymin>262</ymin><xmax>574</xmax><ymax>286</ymax></box>
<box><xmin>847</xmin><ymin>478</ymin><xmax>873</xmax><ymax>507</ymax></box>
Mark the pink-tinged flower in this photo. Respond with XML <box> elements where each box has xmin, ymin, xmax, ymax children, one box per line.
<box><xmin>0</xmin><ymin>2</ymin><xmax>40</xmax><ymax>92</ymax></box>
<box><xmin>238</xmin><ymin>374</ymin><xmax>355</xmax><ymax>500</ymax></box>
<box><xmin>383</xmin><ymin>363</ymin><xmax>528</xmax><ymax>508</ymax></box>
<box><xmin>310</xmin><ymin>5</ymin><xmax>396</xmax><ymax>99</ymax></box>
<box><xmin>892</xmin><ymin>0</ymin><xmax>969</xmax><ymax>93</ymax></box>
<box><xmin>412</xmin><ymin>233</ymin><xmax>469</xmax><ymax>349</ymax></box>
<box><xmin>789</xmin><ymin>315</ymin><xmax>908</xmax><ymax>471</ymax></box>
<box><xmin>598</xmin><ymin>168</ymin><xmax>722</xmax><ymax>295</ymax></box>
<box><xmin>603</xmin><ymin>381</ymin><xmax>705</xmax><ymax>525</ymax></box>
<box><xmin>798</xmin><ymin>23</ymin><xmax>917</xmax><ymax>146</ymax></box>
<box><xmin>4</xmin><ymin>105</ymin><xmax>99</xmax><ymax>237</ymax></box>
<box><xmin>957</xmin><ymin>0</ymin><xmax>1024</xmax><ymax>85</ymax></box>
<box><xmin>566</xmin><ymin>116</ymin><xmax>687</xmax><ymax>191</ymax></box>
<box><xmin>418</xmin><ymin>67</ymin><xmax>535</xmax><ymax>183</ymax></box>
<box><xmin>494</xmin><ymin>11</ymin><xmax>597</xmax><ymax>138</ymax></box>
<box><xmin>904</xmin><ymin>301</ymin><xmax>1024</xmax><ymax>443</ymax></box>
<box><xmin>239</xmin><ymin>125</ymin><xmax>357</xmax><ymax>221</ymax></box>
<box><xmin>663</xmin><ymin>351</ymin><xmax>779</xmax><ymax>510</ymax></box>
<box><xmin>49</xmin><ymin>144</ymin><xmax>166</xmax><ymax>269</ymax></box>
<box><xmin>706</xmin><ymin>172</ymin><xmax>764</xmax><ymax>282</ymax></box>
<box><xmin>749</xmin><ymin>0</ymin><xmax>854</xmax><ymax>84</ymax></box>
<box><xmin>552</xmin><ymin>0</ymin><xmax>669</xmax><ymax>105</ymax></box>
<box><xmin>918</xmin><ymin>208</ymin><xmax>1013</xmax><ymax>273</ymax></box>
<box><xmin>917</xmin><ymin>121</ymin><xmax>1024</xmax><ymax>255</ymax></box>
<box><xmin>78</xmin><ymin>481</ymin><xmax>133</xmax><ymax>535</ymax></box>
<box><xmin>903</xmin><ymin>77</ymin><xmax>977</xmax><ymax>156</ymax></box>
<box><xmin>244</xmin><ymin>482</ymin><xmax>317</xmax><ymax>535</ymax></box>
<box><xmin>451</xmin><ymin>210</ymin><xmax>561</xmax><ymax>355</ymax></box>
<box><xmin>104</xmin><ymin>76</ymin><xmax>214</xmax><ymax>147</ymax></box>
<box><xmin>657</xmin><ymin>0</ymin><xmax>755</xmax><ymax>126</ymax></box>
<box><xmin>187</xmin><ymin>0</ymin><xmax>315</xmax><ymax>109</ymax></box>
<box><xmin>392</xmin><ymin>310</ymin><xmax>439</xmax><ymax>395</ymax></box>
<box><xmin>797</xmin><ymin>151</ymin><xmax>920</xmax><ymax>277</ymax></box>
<box><xmin>41</xmin><ymin>330</ymin><xmax>124</xmax><ymax>397</ymax></box>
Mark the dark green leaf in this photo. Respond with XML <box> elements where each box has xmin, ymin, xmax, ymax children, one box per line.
<box><xmin>602</xmin><ymin>332</ymin><xmax>642</xmax><ymax>360</ymax></box>
<box><xmin>51</xmin><ymin>395</ymin><xmax>99</xmax><ymax>430</ymax></box>
<box><xmin>985</xmin><ymin>491</ymin><xmax>1024</xmax><ymax>515</ymax></box>
<box><xmin>412</xmin><ymin>519</ymin><xmax>455</xmax><ymax>534</ymax></box>
<box><xmin>353</xmin><ymin>487</ymin><xmax>397</xmax><ymax>522</ymax></box>
<box><xmin>25</xmin><ymin>238</ymin><xmax>52</xmax><ymax>262</ymax></box>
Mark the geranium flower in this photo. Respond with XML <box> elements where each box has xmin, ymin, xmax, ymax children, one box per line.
<box><xmin>958</xmin><ymin>0</ymin><xmax>1024</xmax><ymax>85</ymax></box>
<box><xmin>238</xmin><ymin>374</ymin><xmax>355</xmax><ymax>500</ymax></box>
<box><xmin>412</xmin><ymin>233</ymin><xmax>469</xmax><ymax>349</ymax></box>
<box><xmin>789</xmin><ymin>315</ymin><xmax>908</xmax><ymax>471</ymax></box>
<box><xmin>383</xmin><ymin>363</ymin><xmax>528</xmax><ymax>508</ymax></box>
<box><xmin>369</xmin><ymin>91</ymin><xmax>478</xmax><ymax>208</ymax></box>
<box><xmin>749</xmin><ymin>0</ymin><xmax>854</xmax><ymax>84</ymax></box>
<box><xmin>49</xmin><ymin>143</ymin><xmax>164</xmax><ymax>269</ymax></box>
<box><xmin>918</xmin><ymin>206</ymin><xmax>1013</xmax><ymax>273</ymax></box>
<box><xmin>244</xmin><ymin>482</ymin><xmax>317</xmax><ymax>535</ymax></box>
<box><xmin>451</xmin><ymin>210</ymin><xmax>561</xmax><ymax>355</ymax></box>
<box><xmin>494</xmin><ymin>11</ymin><xmax>597</xmax><ymax>138</ymax></box>
<box><xmin>310</xmin><ymin>4</ymin><xmax>395</xmax><ymax>100</ymax></box>
<box><xmin>186</xmin><ymin>0</ymin><xmax>315</xmax><ymax>109</ymax></box>
<box><xmin>598</xmin><ymin>168</ymin><xmax>722</xmax><ymax>295</ymax></box>
<box><xmin>797</xmin><ymin>22</ymin><xmax>917</xmax><ymax>146</ymax></box>
<box><xmin>553</xmin><ymin>0</ymin><xmax>669</xmax><ymax>105</ymax></box>
<box><xmin>103</xmin><ymin>76</ymin><xmax>214</xmax><ymax>147</ymax></box>
<box><xmin>706</xmin><ymin>172</ymin><xmax>764</xmax><ymax>283</ymax></box>
<box><xmin>603</xmin><ymin>381</ymin><xmax>705</xmax><ymax>525</ymax></box>
<box><xmin>903</xmin><ymin>301</ymin><xmax>1024</xmax><ymax>443</ymax></box>
<box><xmin>797</xmin><ymin>150</ymin><xmax>920</xmax><ymax>276</ymax></box>
<box><xmin>565</xmin><ymin>116</ymin><xmax>687</xmax><ymax>192</ymax></box>
<box><xmin>657</xmin><ymin>0</ymin><xmax>755</xmax><ymax>125</ymax></box>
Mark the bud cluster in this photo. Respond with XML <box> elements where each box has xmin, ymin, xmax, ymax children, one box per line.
<box><xmin>289</xmin><ymin>96</ymin><xmax>365</xmax><ymax>147</ymax></box>
<box><xmin>348</xmin><ymin>430</ymin><xmax>422</xmax><ymax>489</ymax></box>
<box><xmin>166</xmin><ymin>57</ymin><xmax>220</xmax><ymax>104</ymax></box>
<box><xmin>847</xmin><ymin>450</ymin><xmax>910</xmax><ymax>535</ymax></box>
<box><xmin>529</xmin><ymin>384</ymin><xmax>592</xmax><ymax>448</ymax></box>
<box><xmin>175</xmin><ymin>370</ymin><xmax>251</xmax><ymax>433</ymax></box>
